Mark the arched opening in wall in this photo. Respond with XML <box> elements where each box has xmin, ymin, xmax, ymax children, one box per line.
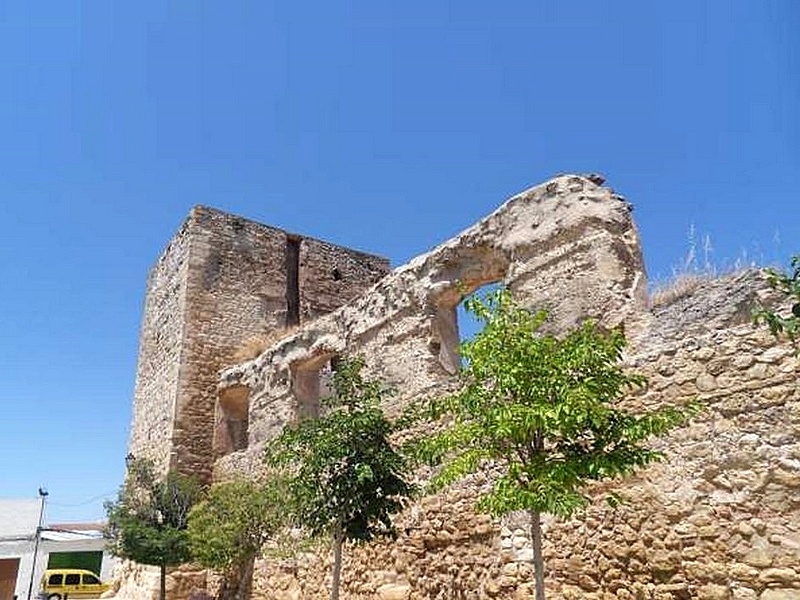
<box><xmin>292</xmin><ymin>354</ymin><xmax>339</xmax><ymax>420</ymax></box>
<box><xmin>457</xmin><ymin>282</ymin><xmax>504</xmax><ymax>345</ymax></box>
<box><xmin>427</xmin><ymin>244</ymin><xmax>510</xmax><ymax>374</ymax></box>
<box><xmin>214</xmin><ymin>384</ymin><xmax>250</xmax><ymax>457</ymax></box>
<box><xmin>431</xmin><ymin>281</ymin><xmax>505</xmax><ymax>375</ymax></box>
<box><xmin>455</xmin><ymin>282</ymin><xmax>504</xmax><ymax>369</ymax></box>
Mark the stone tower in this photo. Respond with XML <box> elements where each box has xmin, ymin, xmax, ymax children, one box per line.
<box><xmin>128</xmin><ymin>206</ymin><xmax>390</xmax><ymax>481</ymax></box>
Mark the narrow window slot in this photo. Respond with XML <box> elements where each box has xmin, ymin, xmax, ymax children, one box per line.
<box><xmin>286</xmin><ymin>236</ymin><xmax>301</xmax><ymax>326</ymax></box>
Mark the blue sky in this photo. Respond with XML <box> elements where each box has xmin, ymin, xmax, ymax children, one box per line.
<box><xmin>1</xmin><ymin>1</ymin><xmax>797</xmax><ymax>523</ymax></box>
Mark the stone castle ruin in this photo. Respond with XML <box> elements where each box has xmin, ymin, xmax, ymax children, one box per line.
<box><xmin>124</xmin><ymin>175</ymin><xmax>799</xmax><ymax>599</ymax></box>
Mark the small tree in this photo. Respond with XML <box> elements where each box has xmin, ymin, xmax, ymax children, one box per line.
<box><xmin>187</xmin><ymin>478</ymin><xmax>289</xmax><ymax>600</ymax></box>
<box><xmin>754</xmin><ymin>255</ymin><xmax>800</xmax><ymax>351</ymax></box>
<box><xmin>406</xmin><ymin>289</ymin><xmax>692</xmax><ymax>600</ymax></box>
<box><xmin>105</xmin><ymin>457</ymin><xmax>202</xmax><ymax>600</ymax></box>
<box><xmin>264</xmin><ymin>357</ymin><xmax>412</xmax><ymax>600</ymax></box>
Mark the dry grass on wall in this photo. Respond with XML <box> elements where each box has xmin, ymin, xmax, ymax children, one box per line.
<box><xmin>648</xmin><ymin>226</ymin><xmax>761</xmax><ymax>309</ymax></box>
<box><xmin>649</xmin><ymin>273</ymin><xmax>714</xmax><ymax>308</ymax></box>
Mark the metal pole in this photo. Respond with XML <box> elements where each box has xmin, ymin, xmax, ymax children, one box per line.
<box><xmin>26</xmin><ymin>488</ymin><xmax>48</xmax><ymax>600</ymax></box>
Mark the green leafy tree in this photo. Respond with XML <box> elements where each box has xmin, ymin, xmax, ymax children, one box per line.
<box><xmin>264</xmin><ymin>357</ymin><xmax>412</xmax><ymax>600</ymax></box>
<box><xmin>754</xmin><ymin>255</ymin><xmax>800</xmax><ymax>351</ymax></box>
<box><xmin>105</xmin><ymin>457</ymin><xmax>202</xmax><ymax>600</ymax></box>
<box><xmin>187</xmin><ymin>478</ymin><xmax>289</xmax><ymax>600</ymax></box>
<box><xmin>406</xmin><ymin>289</ymin><xmax>693</xmax><ymax>600</ymax></box>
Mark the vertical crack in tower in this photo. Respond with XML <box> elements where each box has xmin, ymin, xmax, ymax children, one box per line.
<box><xmin>286</xmin><ymin>235</ymin><xmax>301</xmax><ymax>327</ymax></box>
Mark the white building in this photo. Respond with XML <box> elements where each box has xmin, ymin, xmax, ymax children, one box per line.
<box><xmin>0</xmin><ymin>499</ymin><xmax>115</xmax><ymax>600</ymax></box>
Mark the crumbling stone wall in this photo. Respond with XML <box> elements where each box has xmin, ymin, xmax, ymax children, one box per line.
<box><xmin>212</xmin><ymin>175</ymin><xmax>644</xmax><ymax>479</ymax></box>
<box><xmin>528</xmin><ymin>272</ymin><xmax>799</xmax><ymax>600</ymax></box>
<box><xmin>124</xmin><ymin>175</ymin><xmax>799</xmax><ymax>599</ymax></box>
<box><xmin>129</xmin><ymin>206</ymin><xmax>389</xmax><ymax>480</ymax></box>
<box><xmin>222</xmin><ymin>286</ymin><xmax>799</xmax><ymax>600</ymax></box>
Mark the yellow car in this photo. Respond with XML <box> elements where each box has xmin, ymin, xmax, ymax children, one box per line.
<box><xmin>40</xmin><ymin>568</ymin><xmax>110</xmax><ymax>599</ymax></box>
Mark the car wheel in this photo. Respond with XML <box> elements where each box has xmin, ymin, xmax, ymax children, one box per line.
<box><xmin>47</xmin><ymin>594</ymin><xmax>62</xmax><ymax>600</ymax></box>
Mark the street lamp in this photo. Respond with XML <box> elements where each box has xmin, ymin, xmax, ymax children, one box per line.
<box><xmin>26</xmin><ymin>488</ymin><xmax>48</xmax><ymax>600</ymax></box>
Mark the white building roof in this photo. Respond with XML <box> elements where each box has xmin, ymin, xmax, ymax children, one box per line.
<box><xmin>41</xmin><ymin>528</ymin><xmax>104</xmax><ymax>542</ymax></box>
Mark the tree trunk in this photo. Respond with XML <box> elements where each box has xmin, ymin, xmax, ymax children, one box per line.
<box><xmin>529</xmin><ymin>509</ymin><xmax>545</xmax><ymax>600</ymax></box>
<box><xmin>234</xmin><ymin>555</ymin><xmax>255</xmax><ymax>600</ymax></box>
<box><xmin>160</xmin><ymin>563</ymin><xmax>167</xmax><ymax>600</ymax></box>
<box><xmin>330</xmin><ymin>522</ymin><xmax>344</xmax><ymax>600</ymax></box>
<box><xmin>218</xmin><ymin>556</ymin><xmax>255</xmax><ymax>600</ymax></box>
